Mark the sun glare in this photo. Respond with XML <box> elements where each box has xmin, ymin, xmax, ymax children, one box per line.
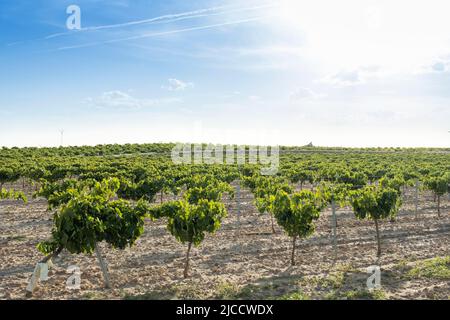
<box><xmin>269</xmin><ymin>0</ymin><xmax>450</xmax><ymax>74</ymax></box>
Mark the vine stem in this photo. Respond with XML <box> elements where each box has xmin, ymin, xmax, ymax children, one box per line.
<box><xmin>95</xmin><ymin>243</ymin><xmax>111</xmax><ymax>289</ymax></box>
<box><xmin>40</xmin><ymin>247</ymin><xmax>63</xmax><ymax>264</ymax></box>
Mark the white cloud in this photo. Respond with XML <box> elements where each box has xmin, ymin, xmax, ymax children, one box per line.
<box><xmin>290</xmin><ymin>87</ymin><xmax>325</xmax><ymax>101</ymax></box>
<box><xmin>431</xmin><ymin>62</ymin><xmax>446</xmax><ymax>72</ymax></box>
<box><xmin>413</xmin><ymin>56</ymin><xmax>450</xmax><ymax>74</ymax></box>
<box><xmin>320</xmin><ymin>70</ymin><xmax>364</xmax><ymax>87</ymax></box>
<box><xmin>162</xmin><ymin>78</ymin><xmax>194</xmax><ymax>91</ymax></box>
<box><xmin>85</xmin><ymin>91</ymin><xmax>181</xmax><ymax>109</ymax></box>
<box><xmin>427</xmin><ymin>58</ymin><xmax>450</xmax><ymax>73</ymax></box>
<box><xmin>319</xmin><ymin>65</ymin><xmax>383</xmax><ymax>87</ymax></box>
<box><xmin>248</xmin><ymin>95</ymin><xmax>262</xmax><ymax>102</ymax></box>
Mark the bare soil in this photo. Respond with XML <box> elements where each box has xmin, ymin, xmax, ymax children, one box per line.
<box><xmin>0</xmin><ymin>183</ymin><xmax>449</xmax><ymax>300</ymax></box>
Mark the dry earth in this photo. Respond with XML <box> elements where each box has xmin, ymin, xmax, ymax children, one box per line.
<box><xmin>0</xmin><ymin>183</ymin><xmax>449</xmax><ymax>300</ymax></box>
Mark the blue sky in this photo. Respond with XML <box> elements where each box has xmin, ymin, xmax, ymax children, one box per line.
<box><xmin>0</xmin><ymin>0</ymin><xmax>449</xmax><ymax>147</ymax></box>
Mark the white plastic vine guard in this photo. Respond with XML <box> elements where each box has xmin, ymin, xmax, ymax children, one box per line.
<box><xmin>39</xmin><ymin>263</ymin><xmax>49</xmax><ymax>281</ymax></box>
<box><xmin>26</xmin><ymin>262</ymin><xmax>52</xmax><ymax>293</ymax></box>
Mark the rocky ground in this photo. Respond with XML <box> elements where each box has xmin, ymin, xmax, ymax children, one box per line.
<box><xmin>0</xmin><ymin>183</ymin><xmax>449</xmax><ymax>300</ymax></box>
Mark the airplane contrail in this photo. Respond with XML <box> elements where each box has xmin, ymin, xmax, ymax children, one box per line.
<box><xmin>49</xmin><ymin>2</ymin><xmax>276</xmax><ymax>36</ymax></box>
<box><xmin>6</xmin><ymin>3</ymin><xmax>276</xmax><ymax>46</ymax></box>
<box><xmin>45</xmin><ymin>4</ymin><xmax>237</xmax><ymax>39</ymax></box>
<box><xmin>56</xmin><ymin>16</ymin><xmax>267</xmax><ymax>51</ymax></box>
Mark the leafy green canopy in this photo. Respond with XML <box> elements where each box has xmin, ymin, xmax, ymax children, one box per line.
<box><xmin>0</xmin><ymin>188</ymin><xmax>27</xmax><ymax>202</ymax></box>
<box><xmin>37</xmin><ymin>178</ymin><xmax>150</xmax><ymax>255</ymax></box>
<box><xmin>253</xmin><ymin>176</ymin><xmax>292</xmax><ymax>214</ymax></box>
<box><xmin>272</xmin><ymin>190</ymin><xmax>324</xmax><ymax>239</ymax></box>
<box><xmin>424</xmin><ymin>173</ymin><xmax>450</xmax><ymax>196</ymax></box>
<box><xmin>37</xmin><ymin>179</ymin><xmax>79</xmax><ymax>209</ymax></box>
<box><xmin>0</xmin><ymin>167</ymin><xmax>21</xmax><ymax>185</ymax></box>
<box><xmin>350</xmin><ymin>185</ymin><xmax>400</xmax><ymax>220</ymax></box>
<box><xmin>117</xmin><ymin>176</ymin><xmax>165</xmax><ymax>202</ymax></box>
<box><xmin>150</xmin><ymin>198</ymin><xmax>227</xmax><ymax>246</ymax></box>
<box><xmin>182</xmin><ymin>175</ymin><xmax>234</xmax><ymax>205</ymax></box>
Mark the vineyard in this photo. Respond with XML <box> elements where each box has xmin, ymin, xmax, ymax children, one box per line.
<box><xmin>0</xmin><ymin>143</ymin><xmax>449</xmax><ymax>300</ymax></box>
